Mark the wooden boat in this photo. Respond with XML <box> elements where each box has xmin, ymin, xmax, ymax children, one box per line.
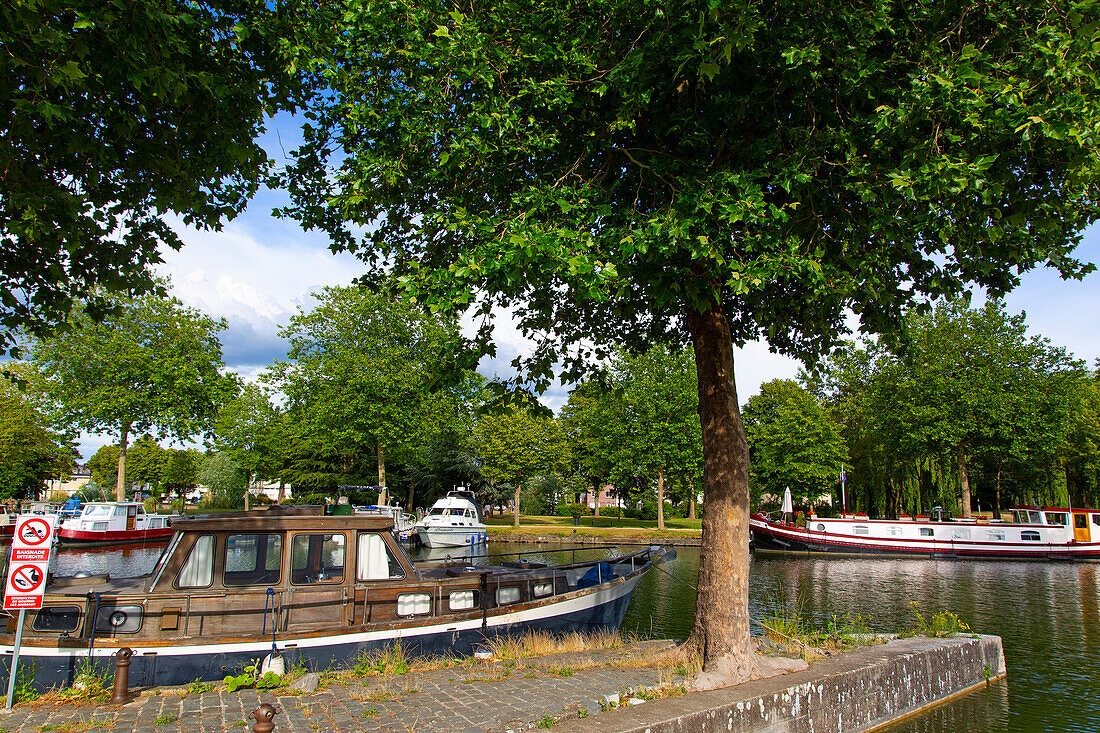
<box><xmin>413</xmin><ymin>490</ymin><xmax>487</xmax><ymax>548</ymax></box>
<box><xmin>750</xmin><ymin>506</ymin><xmax>1100</xmax><ymax>560</ymax></box>
<box><xmin>57</xmin><ymin>502</ymin><xmax>174</xmax><ymax>546</ymax></box>
<box><xmin>0</xmin><ymin>508</ymin><xmax>672</xmax><ymax>690</ymax></box>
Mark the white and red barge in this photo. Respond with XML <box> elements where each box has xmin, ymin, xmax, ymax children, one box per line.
<box><xmin>57</xmin><ymin>502</ymin><xmax>174</xmax><ymax>546</ymax></box>
<box><xmin>750</xmin><ymin>506</ymin><xmax>1100</xmax><ymax>561</ymax></box>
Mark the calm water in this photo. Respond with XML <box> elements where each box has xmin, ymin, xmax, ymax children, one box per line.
<box><xmin>39</xmin><ymin>542</ymin><xmax>1100</xmax><ymax>732</ymax></box>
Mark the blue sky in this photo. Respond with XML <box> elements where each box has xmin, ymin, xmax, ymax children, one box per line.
<box><xmin>74</xmin><ymin>121</ymin><xmax>1100</xmax><ymax>459</ymax></box>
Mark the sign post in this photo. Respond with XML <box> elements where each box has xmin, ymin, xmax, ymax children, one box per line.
<box><xmin>3</xmin><ymin>514</ymin><xmax>56</xmax><ymax>709</ymax></box>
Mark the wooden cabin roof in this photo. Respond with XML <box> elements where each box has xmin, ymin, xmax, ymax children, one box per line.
<box><xmin>170</xmin><ymin>512</ymin><xmax>395</xmax><ymax>532</ymax></box>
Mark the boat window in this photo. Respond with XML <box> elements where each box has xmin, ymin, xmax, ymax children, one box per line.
<box><xmin>177</xmin><ymin>535</ymin><xmax>215</xmax><ymax>588</ymax></box>
<box><xmin>987</xmin><ymin>530</ymin><xmax>1006</xmax><ymax>541</ymax></box>
<box><xmin>816</xmin><ymin>524</ymin><xmax>825</xmax><ymax>531</ymax></box>
<box><xmin>1093</xmin><ymin>515</ymin><xmax>1100</xmax><ymax>527</ymax></box>
<box><xmin>1021</xmin><ymin>530</ymin><xmax>1041</xmax><ymax>541</ymax></box>
<box><xmin>94</xmin><ymin>605</ymin><xmax>143</xmax><ymax>633</ymax></box>
<box><xmin>1028</xmin><ymin>511</ymin><xmax>1042</xmax><ymax>524</ymax></box>
<box><xmin>1075</xmin><ymin>514</ymin><xmax>1088</xmax><ymax>529</ymax></box>
<box><xmin>889</xmin><ymin>527</ymin><xmax>903</xmax><ymax>536</ymax></box>
<box><xmin>952</xmin><ymin>529</ymin><xmax>971</xmax><ymax>540</ymax></box>
<box><xmin>1045</xmin><ymin>512</ymin><xmax>1068</xmax><ymax>526</ymax></box>
<box><xmin>84</xmin><ymin>506</ymin><xmax>111</xmax><ymax>519</ymax></box>
<box><xmin>224</xmin><ymin>533</ymin><xmax>283</xmax><ymax>586</ymax></box>
<box><xmin>291</xmin><ymin>533</ymin><xmax>345</xmax><ymax>585</ymax></box>
<box><xmin>356</xmin><ymin>533</ymin><xmax>406</xmax><ymax>581</ymax></box>
<box><xmin>397</xmin><ymin>592</ymin><xmax>432</xmax><ymax>616</ymax></box>
<box><xmin>920</xmin><ymin>528</ymin><xmax>934</xmax><ymax>537</ymax></box>
<box><xmin>497</xmin><ymin>586</ymin><xmax>521</xmax><ymax>605</ymax></box>
<box><xmin>32</xmin><ymin>605</ymin><xmax>81</xmax><ymax>633</ymax></box>
<box><xmin>853</xmin><ymin>526</ymin><xmax>869</xmax><ymax>535</ymax></box>
<box><xmin>449</xmin><ymin>590</ymin><xmax>477</xmax><ymax>611</ymax></box>
<box><xmin>533</xmin><ymin>582</ymin><xmax>554</xmax><ymax>598</ymax></box>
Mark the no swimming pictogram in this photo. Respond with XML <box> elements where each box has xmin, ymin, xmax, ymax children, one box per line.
<box><xmin>17</xmin><ymin>517</ymin><xmax>51</xmax><ymax>546</ymax></box>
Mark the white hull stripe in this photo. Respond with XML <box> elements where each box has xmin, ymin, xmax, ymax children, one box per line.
<box><xmin>0</xmin><ymin>575</ymin><xmax>640</xmax><ymax>659</ymax></box>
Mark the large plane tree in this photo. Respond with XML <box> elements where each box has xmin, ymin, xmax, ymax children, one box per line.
<box><xmin>279</xmin><ymin>0</ymin><xmax>1100</xmax><ymax>687</ymax></box>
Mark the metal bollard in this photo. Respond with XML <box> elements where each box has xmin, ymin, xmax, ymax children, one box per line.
<box><xmin>248</xmin><ymin>703</ymin><xmax>279</xmax><ymax>733</ymax></box>
<box><xmin>110</xmin><ymin>647</ymin><xmax>133</xmax><ymax>704</ymax></box>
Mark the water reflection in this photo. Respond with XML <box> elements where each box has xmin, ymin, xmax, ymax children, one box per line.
<box><xmin>51</xmin><ymin>543</ymin><xmax>166</xmax><ymax>578</ymax></box>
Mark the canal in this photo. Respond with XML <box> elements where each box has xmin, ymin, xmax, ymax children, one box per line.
<box><xmin>48</xmin><ymin>542</ymin><xmax>1100</xmax><ymax>732</ymax></box>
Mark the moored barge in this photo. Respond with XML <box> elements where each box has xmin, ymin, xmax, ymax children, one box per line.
<box><xmin>0</xmin><ymin>508</ymin><xmax>671</xmax><ymax>689</ymax></box>
<box><xmin>750</xmin><ymin>506</ymin><xmax>1100</xmax><ymax>560</ymax></box>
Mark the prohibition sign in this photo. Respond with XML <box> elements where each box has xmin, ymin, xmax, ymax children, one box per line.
<box><xmin>18</xmin><ymin>518</ymin><xmax>51</xmax><ymax>546</ymax></box>
<box><xmin>9</xmin><ymin>565</ymin><xmax>44</xmax><ymax>594</ymax></box>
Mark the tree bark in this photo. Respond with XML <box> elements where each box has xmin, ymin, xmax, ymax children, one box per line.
<box><xmin>513</xmin><ymin>483</ymin><xmax>521</xmax><ymax>527</ymax></box>
<box><xmin>687</xmin><ymin>475</ymin><xmax>697</xmax><ymax>520</ymax></box>
<box><xmin>593</xmin><ymin>484</ymin><xmax>600</xmax><ymax>516</ymax></box>
<box><xmin>278</xmin><ymin>478</ymin><xmax>285</xmax><ymax>504</ymax></box>
<box><xmin>957</xmin><ymin>445</ymin><xmax>972</xmax><ymax>518</ymax></box>
<box><xmin>656</xmin><ymin>466</ymin><xmax>666</xmax><ymax>530</ymax></box>
<box><xmin>244</xmin><ymin>471</ymin><xmax>251</xmax><ymax>512</ymax></box>
<box><xmin>115</xmin><ymin>422</ymin><xmax>131</xmax><ymax>502</ymax></box>
<box><xmin>406</xmin><ymin>484</ymin><xmax>415</xmax><ymax>510</ymax></box>
<box><xmin>681</xmin><ymin>301</ymin><xmax>754</xmax><ymax>679</ymax></box>
<box><xmin>994</xmin><ymin>466</ymin><xmax>1002</xmax><ymax>521</ymax></box>
<box><xmin>377</xmin><ymin>438</ymin><xmax>387</xmax><ymax>505</ymax></box>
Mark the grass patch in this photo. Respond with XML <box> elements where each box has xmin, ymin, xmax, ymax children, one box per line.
<box><xmin>154</xmin><ymin>715</ymin><xmax>174</xmax><ymax>725</ymax></box>
<box><xmin>905</xmin><ymin>603</ymin><xmax>971</xmax><ymax>638</ymax></box>
<box><xmin>485</xmin><ymin>629</ymin><xmax>622</xmax><ymax>661</ymax></box>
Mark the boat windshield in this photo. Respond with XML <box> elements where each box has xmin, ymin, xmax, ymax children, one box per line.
<box><xmin>82</xmin><ymin>506</ymin><xmax>113</xmax><ymax>519</ymax></box>
<box><xmin>428</xmin><ymin>507</ymin><xmax>463</xmax><ymax>516</ymax></box>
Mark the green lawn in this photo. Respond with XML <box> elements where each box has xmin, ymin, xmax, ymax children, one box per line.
<box><xmin>484</xmin><ymin>514</ymin><xmax>702</xmax><ymax>531</ymax></box>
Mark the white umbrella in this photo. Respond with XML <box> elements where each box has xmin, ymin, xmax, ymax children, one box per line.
<box><xmin>781</xmin><ymin>487</ymin><xmax>794</xmax><ymax>515</ymax></box>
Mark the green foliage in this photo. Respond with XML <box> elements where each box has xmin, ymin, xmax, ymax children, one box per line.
<box><xmin>0</xmin><ymin>368</ymin><xmax>75</xmax><ymax>499</ymax></box>
<box><xmin>743</xmin><ymin>379</ymin><xmax>846</xmax><ymax>508</ymax></box>
<box><xmin>353</xmin><ymin>641</ymin><xmax>410</xmax><ymax>677</ymax></box>
<box><xmin>222</xmin><ymin>661</ymin><xmax>282</xmax><ymax>693</ymax></box>
<box><xmin>31</xmin><ymin>289</ymin><xmax>233</xmax><ymax>501</ymax></box>
<box><xmin>0</xmin><ymin>0</ymin><xmax>301</xmax><ymax>358</ymax></box>
<box><xmin>555</xmin><ymin>502</ymin><xmax>592</xmax><ymax>517</ymax></box>
<box><xmin>198</xmin><ymin>452</ymin><xmax>248</xmax><ymax>509</ymax></box>
<box><xmin>907</xmin><ymin>603</ymin><xmax>971</xmax><ymax>638</ymax></box>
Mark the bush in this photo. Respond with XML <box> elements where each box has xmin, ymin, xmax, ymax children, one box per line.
<box><xmin>555</xmin><ymin>502</ymin><xmax>592</xmax><ymax>517</ymax></box>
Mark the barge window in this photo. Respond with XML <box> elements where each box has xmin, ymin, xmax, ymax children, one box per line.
<box><xmin>449</xmin><ymin>590</ymin><xmax>477</xmax><ymax>611</ymax></box>
<box><xmin>397</xmin><ymin>593</ymin><xmax>432</xmax><ymax>616</ymax></box>
<box><xmin>32</xmin><ymin>605</ymin><xmax>81</xmax><ymax>632</ymax></box>
<box><xmin>853</xmin><ymin>526</ymin><xmax>869</xmax><ymax>535</ymax></box>
<box><xmin>94</xmin><ymin>605</ymin><xmax>143</xmax><ymax>633</ymax></box>
<box><xmin>225</xmin><ymin>533</ymin><xmax>283</xmax><ymax>586</ymax></box>
<box><xmin>1075</xmin><ymin>514</ymin><xmax>1087</xmax><ymax>529</ymax></box>
<box><xmin>1094</xmin><ymin>515</ymin><xmax>1100</xmax><ymax>527</ymax></box>
<box><xmin>920</xmin><ymin>528</ymin><xmax>934</xmax><ymax>537</ymax></box>
<box><xmin>291</xmin><ymin>533</ymin><xmax>345</xmax><ymax>584</ymax></box>
<box><xmin>1021</xmin><ymin>531</ymin><xmax>1041</xmax><ymax>541</ymax></box>
<box><xmin>987</xmin><ymin>530</ymin><xmax>1006</xmax><ymax>541</ymax></box>
<box><xmin>177</xmin><ymin>535</ymin><xmax>214</xmax><ymax>588</ymax></box>
<box><xmin>1045</xmin><ymin>513</ymin><xmax>1068</xmax><ymax>526</ymax></box>
<box><xmin>497</xmin><ymin>586</ymin><xmax>521</xmax><ymax>605</ymax></box>
<box><xmin>889</xmin><ymin>527</ymin><xmax>903</xmax><ymax>536</ymax></box>
<box><xmin>356</xmin><ymin>533</ymin><xmax>406</xmax><ymax>581</ymax></box>
<box><xmin>952</xmin><ymin>529</ymin><xmax>971</xmax><ymax>540</ymax></box>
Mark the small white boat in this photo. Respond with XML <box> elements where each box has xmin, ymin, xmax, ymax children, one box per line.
<box><xmin>355</xmin><ymin>503</ymin><xmax>416</xmax><ymax>541</ymax></box>
<box><xmin>57</xmin><ymin>502</ymin><xmax>174</xmax><ymax>546</ymax></box>
<box><xmin>413</xmin><ymin>490</ymin><xmax>486</xmax><ymax>548</ymax></box>
<box><xmin>750</xmin><ymin>505</ymin><xmax>1100</xmax><ymax>560</ymax></box>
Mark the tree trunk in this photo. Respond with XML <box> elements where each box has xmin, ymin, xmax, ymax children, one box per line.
<box><xmin>681</xmin><ymin>301</ymin><xmax>754</xmax><ymax>680</ymax></box>
<box><xmin>278</xmin><ymin>478</ymin><xmax>285</xmax><ymax>503</ymax></box>
<box><xmin>593</xmin><ymin>484</ymin><xmax>600</xmax><ymax>516</ymax></box>
<box><xmin>994</xmin><ymin>466</ymin><xmax>1002</xmax><ymax>521</ymax></box>
<box><xmin>115</xmin><ymin>423</ymin><xmax>131</xmax><ymax>502</ymax></box>
<box><xmin>957</xmin><ymin>445</ymin><xmax>972</xmax><ymax>518</ymax></box>
<box><xmin>656</xmin><ymin>466</ymin><xmax>666</xmax><ymax>530</ymax></box>
<box><xmin>687</xmin><ymin>475</ymin><xmax>697</xmax><ymax>520</ymax></box>
<box><xmin>406</xmin><ymin>484</ymin><xmax>415</xmax><ymax>510</ymax></box>
<box><xmin>244</xmin><ymin>471</ymin><xmax>251</xmax><ymax>512</ymax></box>
<box><xmin>377</xmin><ymin>439</ymin><xmax>387</xmax><ymax>505</ymax></box>
<box><xmin>513</xmin><ymin>483</ymin><xmax>521</xmax><ymax>528</ymax></box>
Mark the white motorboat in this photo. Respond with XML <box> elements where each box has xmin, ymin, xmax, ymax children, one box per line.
<box><xmin>413</xmin><ymin>490</ymin><xmax>486</xmax><ymax>548</ymax></box>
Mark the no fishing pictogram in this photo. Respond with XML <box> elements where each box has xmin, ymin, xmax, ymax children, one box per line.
<box><xmin>8</xmin><ymin>565</ymin><xmax>44</xmax><ymax>594</ymax></box>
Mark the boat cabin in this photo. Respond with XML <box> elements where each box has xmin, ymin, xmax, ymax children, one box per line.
<box><xmin>65</xmin><ymin>502</ymin><xmax>168</xmax><ymax>533</ymax></box>
<box><xmin>1009</xmin><ymin>506</ymin><xmax>1100</xmax><ymax>544</ymax></box>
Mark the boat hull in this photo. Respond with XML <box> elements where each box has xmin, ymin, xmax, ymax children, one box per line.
<box><xmin>0</xmin><ymin>574</ymin><xmax>641</xmax><ymax>690</ymax></box>
<box><xmin>750</xmin><ymin>515</ymin><xmax>1100</xmax><ymax>561</ymax></box>
<box><xmin>57</xmin><ymin>527</ymin><xmax>174</xmax><ymax>546</ymax></box>
<box><xmin>416</xmin><ymin>526</ymin><xmax>486</xmax><ymax>548</ymax></box>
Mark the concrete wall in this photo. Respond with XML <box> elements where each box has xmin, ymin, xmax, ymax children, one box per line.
<box><xmin>552</xmin><ymin>634</ymin><xmax>1006</xmax><ymax>733</ymax></box>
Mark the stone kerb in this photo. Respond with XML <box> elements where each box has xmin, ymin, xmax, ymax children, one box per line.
<box><xmin>551</xmin><ymin>634</ymin><xmax>1006</xmax><ymax>733</ymax></box>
